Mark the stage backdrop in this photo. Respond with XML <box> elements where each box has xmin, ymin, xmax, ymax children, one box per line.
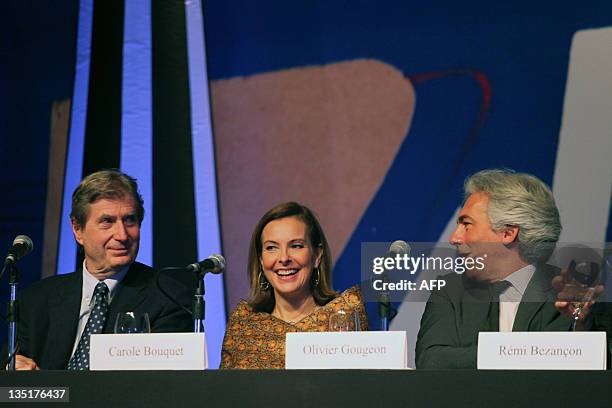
<box><xmin>204</xmin><ymin>1</ymin><xmax>612</xmax><ymax>365</ymax></box>
<box><xmin>1</xmin><ymin>0</ymin><xmax>611</xmax><ymax>368</ymax></box>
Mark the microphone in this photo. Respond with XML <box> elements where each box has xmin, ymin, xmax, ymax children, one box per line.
<box><xmin>379</xmin><ymin>240</ymin><xmax>409</xmax><ymax>331</ymax></box>
<box><xmin>386</xmin><ymin>240</ymin><xmax>410</xmax><ymax>258</ymax></box>
<box><xmin>186</xmin><ymin>254</ymin><xmax>225</xmax><ymax>333</ymax></box>
<box><xmin>186</xmin><ymin>254</ymin><xmax>226</xmax><ymax>274</ymax></box>
<box><xmin>5</xmin><ymin>235</ymin><xmax>34</xmax><ymax>265</ymax></box>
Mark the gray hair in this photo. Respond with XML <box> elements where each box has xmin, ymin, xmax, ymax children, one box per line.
<box><xmin>464</xmin><ymin>169</ymin><xmax>561</xmax><ymax>264</ymax></box>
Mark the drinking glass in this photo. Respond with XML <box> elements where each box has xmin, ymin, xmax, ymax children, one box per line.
<box><xmin>114</xmin><ymin>312</ymin><xmax>151</xmax><ymax>334</ymax></box>
<box><xmin>560</xmin><ymin>260</ymin><xmax>600</xmax><ymax>331</ymax></box>
<box><xmin>328</xmin><ymin>309</ymin><xmax>360</xmax><ymax>332</ymax></box>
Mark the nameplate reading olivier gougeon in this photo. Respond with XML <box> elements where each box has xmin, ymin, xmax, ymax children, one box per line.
<box><xmin>285</xmin><ymin>331</ymin><xmax>407</xmax><ymax>369</ymax></box>
<box><xmin>90</xmin><ymin>333</ymin><xmax>207</xmax><ymax>370</ymax></box>
<box><xmin>477</xmin><ymin>332</ymin><xmax>606</xmax><ymax>370</ymax></box>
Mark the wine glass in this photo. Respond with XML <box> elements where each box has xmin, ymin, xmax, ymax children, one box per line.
<box><xmin>114</xmin><ymin>312</ymin><xmax>151</xmax><ymax>334</ymax></box>
<box><xmin>328</xmin><ymin>309</ymin><xmax>360</xmax><ymax>332</ymax></box>
<box><xmin>560</xmin><ymin>260</ymin><xmax>600</xmax><ymax>331</ymax></box>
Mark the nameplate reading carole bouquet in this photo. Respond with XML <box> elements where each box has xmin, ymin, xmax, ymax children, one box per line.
<box><xmin>90</xmin><ymin>333</ymin><xmax>207</xmax><ymax>370</ymax></box>
<box><xmin>477</xmin><ymin>332</ymin><xmax>606</xmax><ymax>370</ymax></box>
<box><xmin>285</xmin><ymin>331</ymin><xmax>407</xmax><ymax>369</ymax></box>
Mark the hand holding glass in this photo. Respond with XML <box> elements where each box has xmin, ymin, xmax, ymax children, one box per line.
<box><xmin>557</xmin><ymin>260</ymin><xmax>601</xmax><ymax>331</ymax></box>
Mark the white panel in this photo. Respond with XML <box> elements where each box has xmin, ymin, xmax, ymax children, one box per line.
<box><xmin>554</xmin><ymin>27</ymin><xmax>612</xmax><ymax>244</ymax></box>
<box><xmin>121</xmin><ymin>0</ymin><xmax>153</xmax><ymax>266</ymax></box>
<box><xmin>57</xmin><ymin>0</ymin><xmax>93</xmax><ymax>274</ymax></box>
<box><xmin>185</xmin><ymin>0</ymin><xmax>226</xmax><ymax>369</ymax></box>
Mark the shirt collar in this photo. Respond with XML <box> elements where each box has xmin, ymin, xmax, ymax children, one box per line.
<box><xmin>503</xmin><ymin>264</ymin><xmax>536</xmax><ymax>298</ymax></box>
<box><xmin>82</xmin><ymin>260</ymin><xmax>129</xmax><ymax>305</ymax></box>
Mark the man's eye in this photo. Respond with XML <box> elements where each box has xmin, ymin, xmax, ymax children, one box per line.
<box><xmin>99</xmin><ymin>219</ymin><xmax>113</xmax><ymax>227</ymax></box>
<box><xmin>124</xmin><ymin>216</ymin><xmax>137</xmax><ymax>226</ymax></box>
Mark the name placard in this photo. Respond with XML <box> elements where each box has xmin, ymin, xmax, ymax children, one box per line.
<box><xmin>90</xmin><ymin>333</ymin><xmax>207</xmax><ymax>370</ymax></box>
<box><xmin>477</xmin><ymin>331</ymin><xmax>606</xmax><ymax>370</ymax></box>
<box><xmin>285</xmin><ymin>331</ymin><xmax>408</xmax><ymax>369</ymax></box>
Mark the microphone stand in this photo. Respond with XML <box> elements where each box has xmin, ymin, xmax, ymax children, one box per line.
<box><xmin>378</xmin><ymin>269</ymin><xmax>397</xmax><ymax>331</ymax></box>
<box><xmin>158</xmin><ymin>257</ymin><xmax>224</xmax><ymax>333</ymax></box>
<box><xmin>4</xmin><ymin>261</ymin><xmax>19</xmax><ymax>370</ymax></box>
<box><xmin>379</xmin><ymin>293</ymin><xmax>391</xmax><ymax>331</ymax></box>
<box><xmin>156</xmin><ymin>264</ymin><xmax>209</xmax><ymax>333</ymax></box>
<box><xmin>193</xmin><ymin>269</ymin><xmax>205</xmax><ymax>333</ymax></box>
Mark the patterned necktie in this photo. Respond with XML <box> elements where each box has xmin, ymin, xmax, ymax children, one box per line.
<box><xmin>67</xmin><ymin>282</ymin><xmax>109</xmax><ymax>370</ymax></box>
<box><xmin>487</xmin><ymin>280</ymin><xmax>511</xmax><ymax>332</ymax></box>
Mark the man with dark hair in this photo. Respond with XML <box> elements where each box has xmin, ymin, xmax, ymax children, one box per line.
<box><xmin>416</xmin><ymin>169</ymin><xmax>573</xmax><ymax>369</ymax></box>
<box><xmin>13</xmin><ymin>169</ymin><xmax>193</xmax><ymax>370</ymax></box>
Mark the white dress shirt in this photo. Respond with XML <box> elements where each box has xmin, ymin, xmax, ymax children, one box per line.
<box><xmin>498</xmin><ymin>264</ymin><xmax>536</xmax><ymax>332</ymax></box>
<box><xmin>70</xmin><ymin>262</ymin><xmax>129</xmax><ymax>358</ymax></box>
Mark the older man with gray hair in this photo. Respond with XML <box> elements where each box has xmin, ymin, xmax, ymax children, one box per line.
<box><xmin>11</xmin><ymin>169</ymin><xmax>194</xmax><ymax>370</ymax></box>
<box><xmin>416</xmin><ymin>168</ymin><xmax>575</xmax><ymax>369</ymax></box>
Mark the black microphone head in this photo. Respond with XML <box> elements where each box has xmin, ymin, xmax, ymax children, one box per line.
<box><xmin>208</xmin><ymin>254</ymin><xmax>226</xmax><ymax>274</ymax></box>
<box><xmin>187</xmin><ymin>254</ymin><xmax>227</xmax><ymax>274</ymax></box>
<box><xmin>389</xmin><ymin>240</ymin><xmax>410</xmax><ymax>256</ymax></box>
<box><xmin>10</xmin><ymin>235</ymin><xmax>34</xmax><ymax>260</ymax></box>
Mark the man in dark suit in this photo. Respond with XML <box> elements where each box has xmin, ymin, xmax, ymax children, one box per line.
<box><xmin>13</xmin><ymin>170</ymin><xmax>193</xmax><ymax>370</ymax></box>
<box><xmin>416</xmin><ymin>169</ymin><xmax>574</xmax><ymax>369</ymax></box>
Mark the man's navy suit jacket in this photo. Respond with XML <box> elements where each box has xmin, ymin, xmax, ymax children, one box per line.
<box><xmin>15</xmin><ymin>262</ymin><xmax>194</xmax><ymax>369</ymax></box>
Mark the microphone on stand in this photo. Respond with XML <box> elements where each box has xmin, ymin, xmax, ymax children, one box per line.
<box><xmin>187</xmin><ymin>254</ymin><xmax>226</xmax><ymax>333</ymax></box>
<box><xmin>4</xmin><ymin>235</ymin><xmax>33</xmax><ymax>266</ymax></box>
<box><xmin>156</xmin><ymin>254</ymin><xmax>227</xmax><ymax>333</ymax></box>
<box><xmin>3</xmin><ymin>234</ymin><xmax>33</xmax><ymax>371</ymax></box>
<box><xmin>380</xmin><ymin>240</ymin><xmax>410</xmax><ymax>331</ymax></box>
<box><xmin>156</xmin><ymin>254</ymin><xmax>226</xmax><ymax>317</ymax></box>
<box><xmin>185</xmin><ymin>254</ymin><xmax>225</xmax><ymax>275</ymax></box>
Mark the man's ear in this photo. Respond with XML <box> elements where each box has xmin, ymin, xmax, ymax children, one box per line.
<box><xmin>71</xmin><ymin>218</ymin><xmax>84</xmax><ymax>246</ymax></box>
<box><xmin>501</xmin><ymin>225</ymin><xmax>519</xmax><ymax>245</ymax></box>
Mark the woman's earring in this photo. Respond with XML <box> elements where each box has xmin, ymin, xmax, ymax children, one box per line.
<box><xmin>258</xmin><ymin>270</ymin><xmax>270</xmax><ymax>290</ymax></box>
<box><xmin>312</xmin><ymin>267</ymin><xmax>320</xmax><ymax>286</ymax></box>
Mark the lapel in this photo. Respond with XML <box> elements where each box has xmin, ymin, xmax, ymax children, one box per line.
<box><xmin>45</xmin><ymin>272</ymin><xmax>82</xmax><ymax>369</ymax></box>
<box><xmin>512</xmin><ymin>265</ymin><xmax>552</xmax><ymax>331</ymax></box>
<box><xmin>104</xmin><ymin>262</ymin><xmax>151</xmax><ymax>332</ymax></box>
